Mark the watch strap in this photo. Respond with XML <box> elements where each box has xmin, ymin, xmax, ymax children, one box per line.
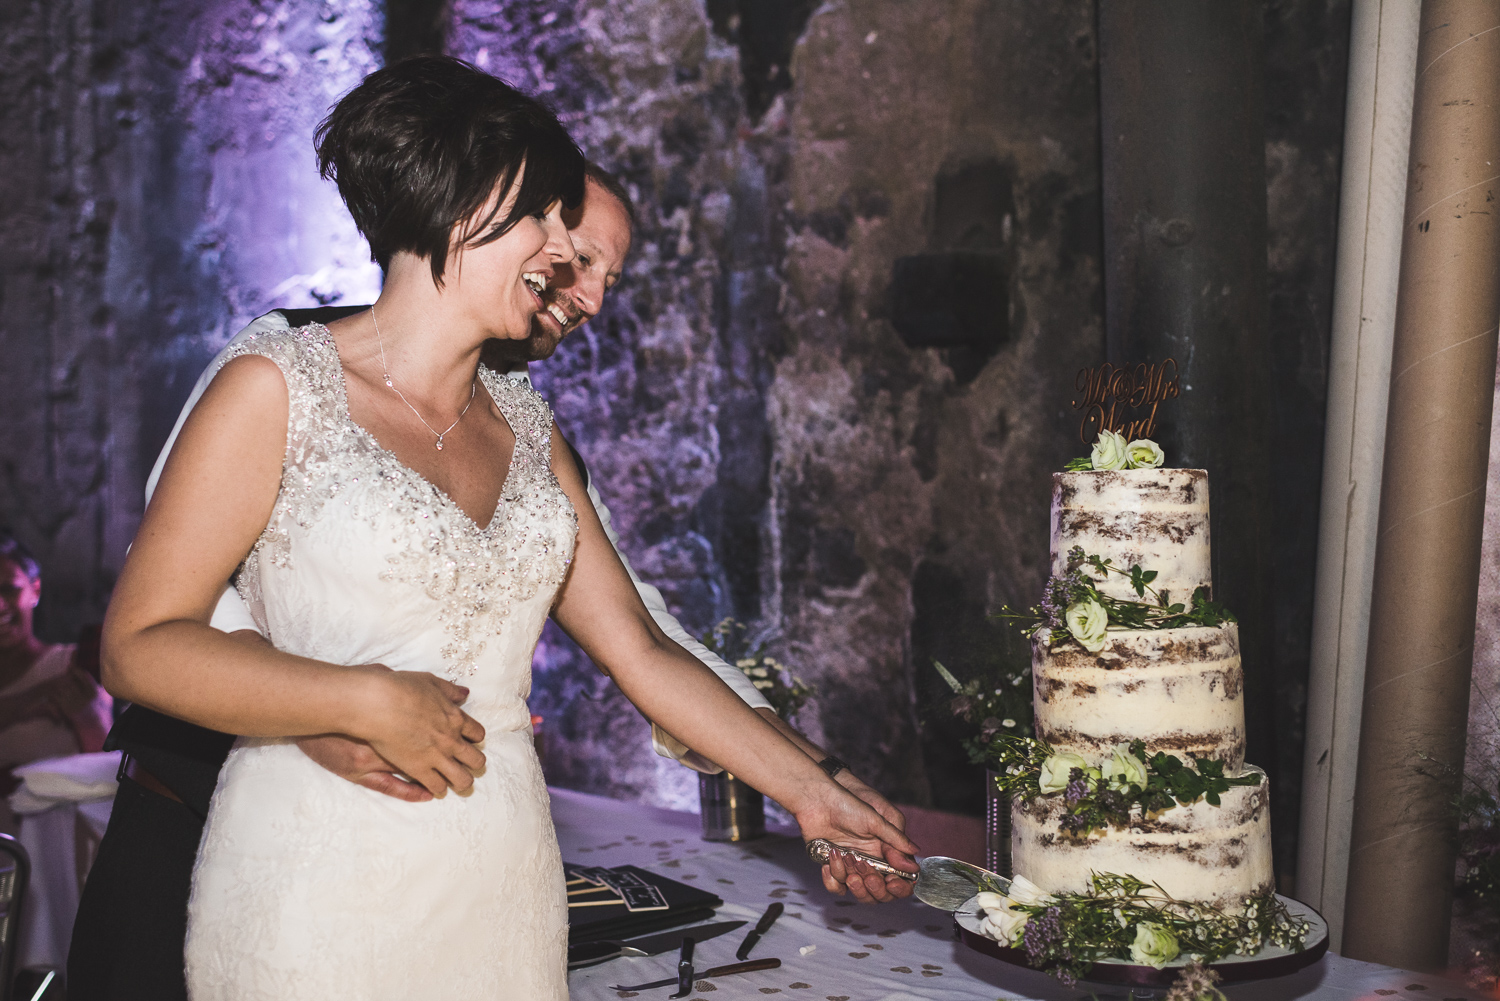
<box><xmin>816</xmin><ymin>755</ymin><xmax>849</xmax><ymax>779</ymax></box>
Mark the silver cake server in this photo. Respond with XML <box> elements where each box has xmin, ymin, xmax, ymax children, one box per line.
<box><xmin>803</xmin><ymin>841</ymin><xmax>1012</xmax><ymax>911</ymax></box>
<box><xmin>804</xmin><ymin>839</ymin><xmax>918</xmax><ymax>880</ymax></box>
<box><xmin>912</xmin><ymin>856</ymin><xmax>1013</xmax><ymax>911</ymax></box>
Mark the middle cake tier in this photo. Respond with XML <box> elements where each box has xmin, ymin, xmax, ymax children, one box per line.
<box><xmin>1033</xmin><ymin>622</ymin><xmax>1245</xmax><ymax>771</ymax></box>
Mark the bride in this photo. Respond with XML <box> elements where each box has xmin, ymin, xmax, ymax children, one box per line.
<box><xmin>101</xmin><ymin>56</ymin><xmax>915</xmax><ymax>1000</ymax></box>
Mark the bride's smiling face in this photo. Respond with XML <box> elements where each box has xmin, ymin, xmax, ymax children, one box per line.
<box><xmin>445</xmin><ymin>167</ymin><xmax>577</xmax><ymax>342</ymax></box>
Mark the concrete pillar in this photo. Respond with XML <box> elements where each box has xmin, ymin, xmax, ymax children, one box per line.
<box><xmin>1298</xmin><ymin>0</ymin><xmax>1419</xmax><ymax>953</ymax></box>
<box><xmin>1098</xmin><ymin>0</ymin><xmax>1278</xmax><ymax>859</ymax></box>
<box><xmin>1343</xmin><ymin>0</ymin><xmax>1500</xmax><ymax>970</ymax></box>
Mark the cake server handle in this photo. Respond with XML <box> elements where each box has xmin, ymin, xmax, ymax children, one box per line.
<box><xmin>804</xmin><ymin>839</ymin><xmax>919</xmax><ymax>880</ymax></box>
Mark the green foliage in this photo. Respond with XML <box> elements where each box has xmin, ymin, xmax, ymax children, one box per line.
<box><xmin>982</xmin><ymin>735</ymin><xmax>1262</xmax><ymax>837</ymax></box>
<box><xmin>932</xmin><ymin>657</ymin><xmax>1035</xmax><ymax>762</ymax></box>
<box><xmin>920</xmin><ymin>610</ymin><xmax>1034</xmax><ymax>764</ymax></box>
<box><xmin>998</xmin><ymin>546</ymin><xmax>1235</xmax><ymax>647</ymax></box>
<box><xmin>702</xmin><ymin>618</ymin><xmax>814</xmax><ymax>721</ymax></box>
<box><xmin>1457</xmin><ymin>766</ymin><xmax>1500</xmax><ymax>925</ymax></box>
<box><xmin>1007</xmin><ymin>874</ymin><xmax>1307</xmax><ymax>986</ymax></box>
<box><xmin>1451</xmin><ymin>698</ymin><xmax>1500</xmax><ymax>990</ymax></box>
<box><xmin>1459</xmin><ymin>780</ymin><xmax>1500</xmax><ymax>901</ymax></box>
<box><xmin>1062</xmin><ymin>456</ymin><xmax>1094</xmax><ymax>472</ymax></box>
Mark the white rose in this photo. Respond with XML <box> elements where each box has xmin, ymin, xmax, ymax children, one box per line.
<box><xmin>1126</xmin><ymin>438</ymin><xmax>1165</xmax><ymax>469</ymax></box>
<box><xmin>1003</xmin><ymin>874</ymin><xmax>1055</xmax><ymax>907</ymax></box>
<box><xmin>1102</xmin><ymin>744</ymin><xmax>1148</xmax><ymax>790</ymax></box>
<box><xmin>1065</xmin><ymin>599</ymin><xmax>1109</xmax><ymax>652</ymax></box>
<box><xmin>1038</xmin><ymin>750</ymin><xmax>1088</xmax><ymax>794</ymax></box>
<box><xmin>1090</xmin><ymin>430</ymin><xmax>1129</xmax><ymax>470</ymax></box>
<box><xmin>1129</xmin><ymin>922</ymin><xmax>1181</xmax><ymax>968</ymax></box>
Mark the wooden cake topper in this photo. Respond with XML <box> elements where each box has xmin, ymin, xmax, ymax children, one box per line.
<box><xmin>1072</xmin><ymin>359</ymin><xmax>1180</xmax><ymax>443</ymax></box>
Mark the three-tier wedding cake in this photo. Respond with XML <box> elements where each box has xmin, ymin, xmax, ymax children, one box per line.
<box><xmin>1009</xmin><ymin>467</ymin><xmax>1274</xmax><ymax>912</ymax></box>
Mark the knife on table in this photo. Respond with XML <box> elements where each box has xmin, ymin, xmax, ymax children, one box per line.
<box><xmin>736</xmin><ymin>902</ymin><xmax>783</xmax><ymax>960</ymax></box>
<box><xmin>611</xmin><ymin>957</ymin><xmax>782</xmax><ymax>992</ymax></box>
<box><xmin>669</xmin><ymin>937</ymin><xmax>695</xmax><ymax>999</ymax></box>
<box><xmin>565</xmin><ymin>920</ymin><xmax>746</xmax><ymax>969</ymax></box>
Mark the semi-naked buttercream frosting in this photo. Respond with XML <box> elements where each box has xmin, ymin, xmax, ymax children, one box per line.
<box><xmin>1032</xmin><ymin>623</ymin><xmax>1245</xmax><ymax>770</ymax></box>
<box><xmin>1050</xmin><ymin>468</ymin><xmax>1211</xmax><ymax>610</ymax></box>
<box><xmin>1011</xmin><ymin>768</ymin><xmax>1273</xmax><ymax>912</ymax></box>
<box><xmin>1012</xmin><ymin>466</ymin><xmax>1274</xmax><ymax>915</ymax></box>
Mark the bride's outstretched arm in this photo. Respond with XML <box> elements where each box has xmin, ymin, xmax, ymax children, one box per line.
<box><xmin>102</xmin><ymin>354</ymin><xmax>486</xmax><ymax>798</ymax></box>
<box><xmin>547</xmin><ymin>427</ymin><xmax>919</xmax><ymax>891</ymax></box>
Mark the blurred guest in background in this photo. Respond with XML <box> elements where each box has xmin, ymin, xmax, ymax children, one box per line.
<box><xmin>0</xmin><ymin>532</ymin><xmax>113</xmax><ymax>833</ymax></box>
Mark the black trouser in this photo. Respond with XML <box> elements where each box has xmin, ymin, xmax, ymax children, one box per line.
<box><xmin>67</xmin><ymin>778</ymin><xmax>204</xmax><ymax>1001</ymax></box>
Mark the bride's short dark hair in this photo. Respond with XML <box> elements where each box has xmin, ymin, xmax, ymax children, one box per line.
<box><xmin>314</xmin><ymin>55</ymin><xmax>585</xmax><ymax>286</ymax></box>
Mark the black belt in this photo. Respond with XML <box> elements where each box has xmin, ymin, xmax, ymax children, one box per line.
<box><xmin>116</xmin><ymin>753</ymin><xmax>184</xmax><ymax>805</ymax></box>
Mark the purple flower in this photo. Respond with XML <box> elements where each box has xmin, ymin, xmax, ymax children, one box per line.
<box><xmin>1022</xmin><ymin>906</ymin><xmax>1063</xmax><ymax>964</ymax></box>
<box><xmin>1060</xmin><ymin>812</ymin><xmax>1093</xmax><ymax>835</ymax></box>
<box><xmin>1063</xmin><ymin>768</ymin><xmax>1089</xmax><ymax>807</ymax></box>
<box><xmin>1039</xmin><ymin>571</ymin><xmax>1088</xmax><ymax>632</ymax></box>
<box><xmin>1021</xmin><ymin>906</ymin><xmax>1076</xmax><ymax>985</ymax></box>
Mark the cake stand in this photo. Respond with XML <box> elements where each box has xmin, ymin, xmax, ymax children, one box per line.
<box><xmin>955</xmin><ymin>894</ymin><xmax>1328</xmax><ymax>989</ymax></box>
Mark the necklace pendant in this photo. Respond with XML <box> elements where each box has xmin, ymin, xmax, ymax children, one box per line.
<box><xmin>435</xmin><ymin>437</ymin><xmax>444</xmax><ymax>451</ymax></box>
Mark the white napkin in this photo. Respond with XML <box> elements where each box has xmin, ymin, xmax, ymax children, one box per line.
<box><xmin>9</xmin><ymin>751</ymin><xmax>121</xmax><ymax>815</ymax></box>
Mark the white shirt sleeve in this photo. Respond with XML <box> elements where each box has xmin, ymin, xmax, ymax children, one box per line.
<box><xmin>582</xmin><ymin>469</ymin><xmax>772</xmax><ymax>769</ymax></box>
<box><xmin>144</xmin><ymin>311</ymin><xmax>293</xmax><ymax>637</ymax></box>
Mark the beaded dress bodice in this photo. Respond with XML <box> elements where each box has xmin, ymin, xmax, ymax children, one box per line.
<box><xmin>227</xmin><ymin>323</ymin><xmax>577</xmax><ymax>727</ymax></box>
<box><xmin>185</xmin><ymin>323</ymin><xmax>578</xmax><ymax>1000</ymax></box>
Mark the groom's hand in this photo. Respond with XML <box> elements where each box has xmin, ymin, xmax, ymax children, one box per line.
<box><xmin>297</xmin><ymin>734</ymin><xmax>433</xmax><ymax>803</ymax></box>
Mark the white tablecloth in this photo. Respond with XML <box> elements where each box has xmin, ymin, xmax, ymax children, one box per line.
<box><xmin>11</xmin><ymin>751</ymin><xmax>121</xmax><ymax>972</ymax></box>
<box><xmin>550</xmin><ymin>788</ymin><xmax>1488</xmax><ymax>1001</ymax></box>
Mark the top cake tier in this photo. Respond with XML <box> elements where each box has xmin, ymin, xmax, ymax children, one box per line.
<box><xmin>1051</xmin><ymin>469</ymin><xmax>1212</xmax><ymax>610</ymax></box>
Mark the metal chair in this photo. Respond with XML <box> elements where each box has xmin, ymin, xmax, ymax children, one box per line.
<box><xmin>0</xmin><ymin>834</ymin><xmax>30</xmax><ymax>1001</ymax></box>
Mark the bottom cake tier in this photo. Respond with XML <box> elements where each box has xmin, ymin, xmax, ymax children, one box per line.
<box><xmin>1010</xmin><ymin>766</ymin><xmax>1273</xmax><ymax>913</ymax></box>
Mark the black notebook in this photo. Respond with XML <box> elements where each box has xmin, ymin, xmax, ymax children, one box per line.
<box><xmin>565</xmin><ymin>864</ymin><xmax>723</xmax><ymax>944</ymax></box>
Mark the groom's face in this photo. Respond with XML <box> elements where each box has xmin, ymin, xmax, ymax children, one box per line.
<box><xmin>493</xmin><ymin>178</ymin><xmax>632</xmax><ymax>363</ymax></box>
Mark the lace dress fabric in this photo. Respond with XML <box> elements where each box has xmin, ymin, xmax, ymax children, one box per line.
<box><xmin>183</xmin><ymin>324</ymin><xmax>578</xmax><ymax>1000</ymax></box>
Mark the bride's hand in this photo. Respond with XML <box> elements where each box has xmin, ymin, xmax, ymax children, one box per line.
<box><xmin>351</xmin><ymin>668</ymin><xmax>486</xmax><ymax>798</ymax></box>
<box><xmin>793</xmin><ymin>783</ymin><xmax>920</xmax><ymax>904</ymax></box>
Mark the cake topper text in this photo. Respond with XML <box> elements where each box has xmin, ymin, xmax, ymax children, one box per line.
<box><xmin>1072</xmin><ymin>359</ymin><xmax>1180</xmax><ymax>443</ymax></box>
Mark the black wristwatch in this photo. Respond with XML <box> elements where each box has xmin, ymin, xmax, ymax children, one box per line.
<box><xmin>817</xmin><ymin>755</ymin><xmax>850</xmax><ymax>780</ymax></box>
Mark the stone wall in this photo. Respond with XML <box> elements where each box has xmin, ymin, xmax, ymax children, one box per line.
<box><xmin>0</xmin><ymin>0</ymin><xmax>380</xmax><ymax>640</ymax></box>
<box><xmin>0</xmin><ymin>0</ymin><xmax>1361</xmax><ymax>877</ymax></box>
<box><xmin>440</xmin><ymin>0</ymin><xmax>1107</xmax><ymax>812</ymax></box>
<box><xmin>447</xmin><ymin>0</ymin><xmax>1353</xmax><ymax>854</ymax></box>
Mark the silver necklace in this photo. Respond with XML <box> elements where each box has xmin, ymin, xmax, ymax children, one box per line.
<box><xmin>370</xmin><ymin>306</ymin><xmax>476</xmax><ymax>451</ymax></box>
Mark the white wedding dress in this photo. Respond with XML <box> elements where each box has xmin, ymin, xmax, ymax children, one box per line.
<box><xmin>183</xmin><ymin>324</ymin><xmax>578</xmax><ymax>1000</ymax></box>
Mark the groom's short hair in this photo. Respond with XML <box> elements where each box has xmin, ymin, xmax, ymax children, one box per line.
<box><xmin>583</xmin><ymin>162</ymin><xmax>636</xmax><ymax>230</ymax></box>
<box><xmin>315</xmin><ymin>55</ymin><xmax>585</xmax><ymax>287</ymax></box>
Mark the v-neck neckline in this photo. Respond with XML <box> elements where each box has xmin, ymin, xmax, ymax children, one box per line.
<box><xmin>309</xmin><ymin>323</ymin><xmax>518</xmax><ymax>534</ymax></box>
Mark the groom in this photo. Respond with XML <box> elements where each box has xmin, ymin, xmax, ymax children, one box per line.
<box><xmin>69</xmin><ymin>166</ymin><xmax>907</xmax><ymax>1001</ymax></box>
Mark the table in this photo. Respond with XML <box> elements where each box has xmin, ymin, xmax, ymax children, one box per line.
<box><xmin>551</xmin><ymin>788</ymin><xmax>1490</xmax><ymax>1001</ymax></box>
<box><xmin>11</xmin><ymin>751</ymin><xmax>121</xmax><ymax>973</ymax></box>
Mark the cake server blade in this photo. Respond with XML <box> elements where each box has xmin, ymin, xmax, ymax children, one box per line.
<box><xmin>913</xmin><ymin>856</ymin><xmax>1013</xmax><ymax>911</ymax></box>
